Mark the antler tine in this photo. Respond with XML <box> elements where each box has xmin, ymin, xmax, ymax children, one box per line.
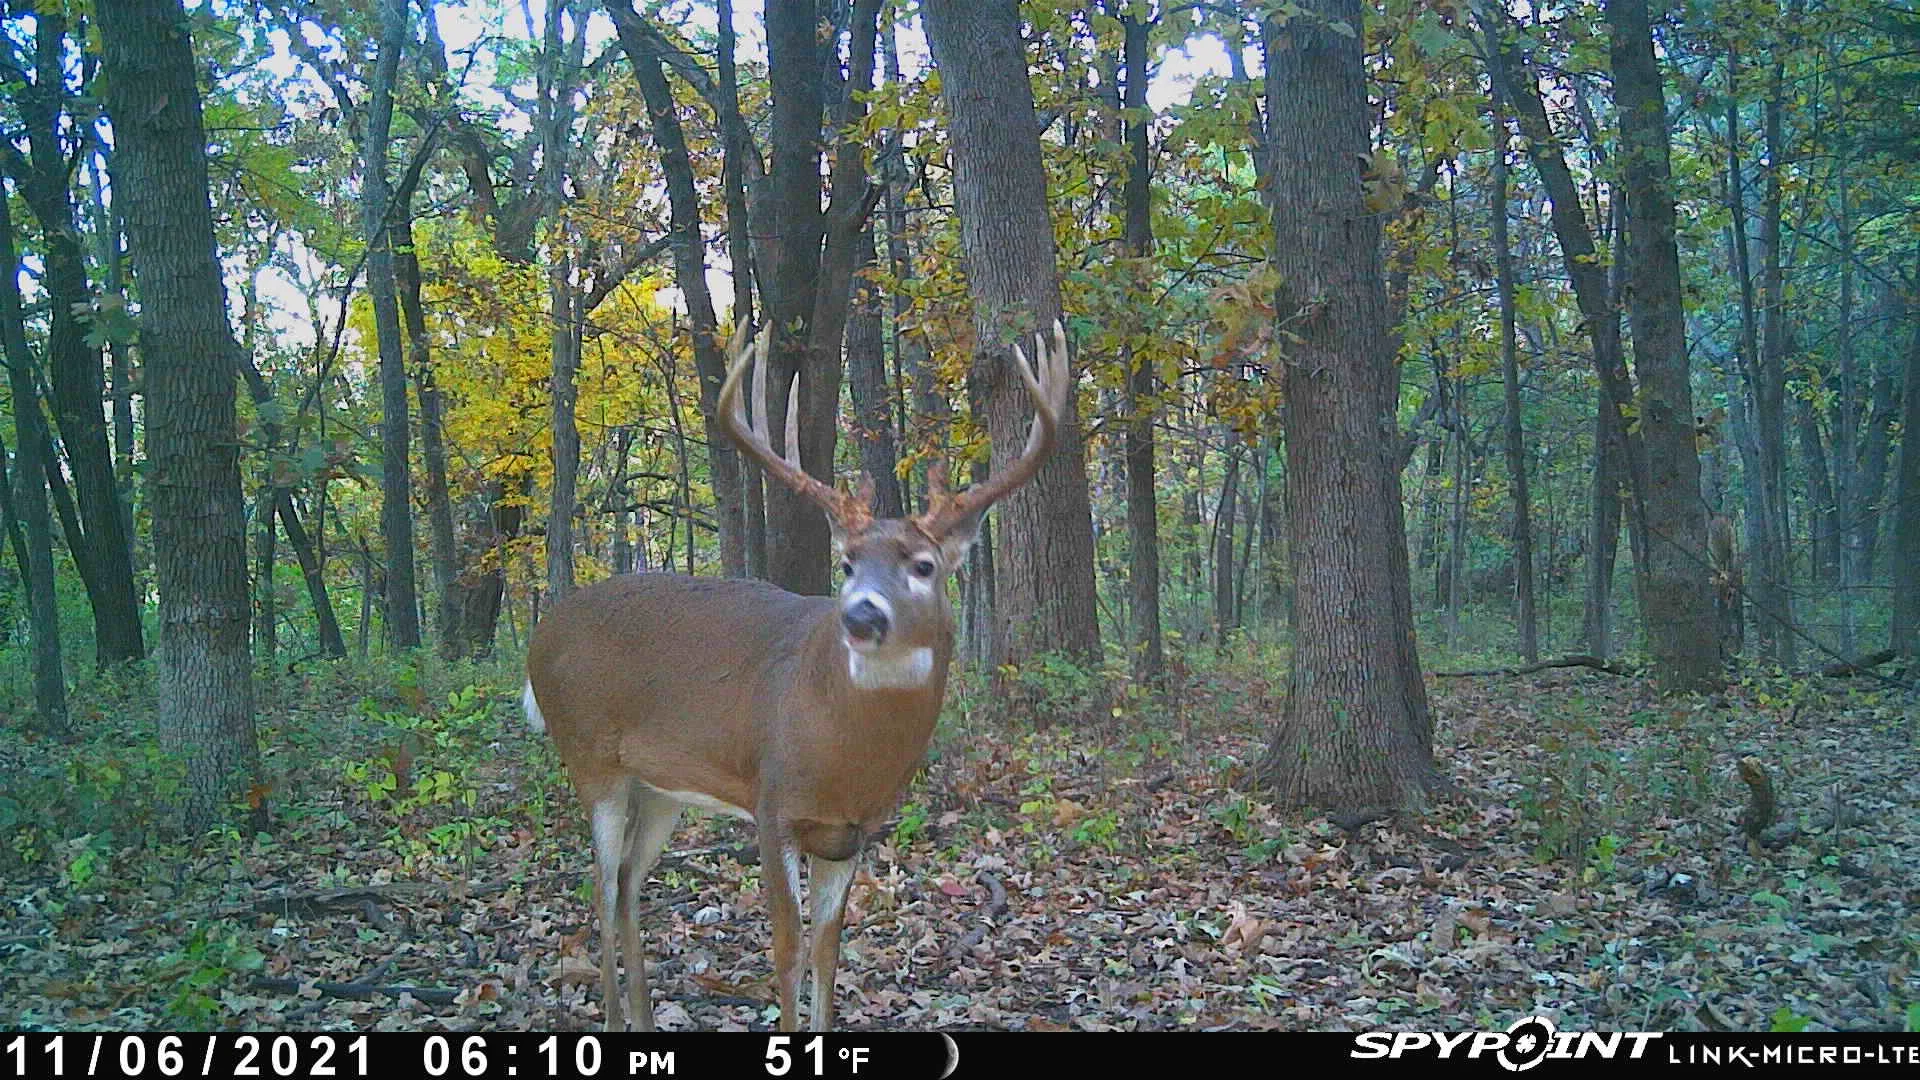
<box><xmin>718</xmin><ymin>327</ymin><xmax>871</xmax><ymax>531</ymax></box>
<box><xmin>915</xmin><ymin>319</ymin><xmax>1073</xmax><ymax>538</ymax></box>
<box><xmin>783</xmin><ymin>374</ymin><xmax>801</xmax><ymax>470</ymax></box>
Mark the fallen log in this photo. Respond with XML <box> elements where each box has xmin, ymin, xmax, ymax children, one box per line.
<box><xmin>1434</xmin><ymin>654</ymin><xmax>1631</xmax><ymax>678</ymax></box>
<box><xmin>1817</xmin><ymin>648</ymin><xmax>1896</xmax><ymax>677</ymax></box>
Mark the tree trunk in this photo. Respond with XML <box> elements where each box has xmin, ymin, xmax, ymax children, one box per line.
<box><xmin>1492</xmin><ymin>139</ymin><xmax>1538</xmax><ymax>661</ymax></box>
<box><xmin>0</xmin><ymin>193</ymin><xmax>68</xmax><ymax>732</ymax></box>
<box><xmin>0</xmin><ymin>431</ymin><xmax>31</xmax><ymax>643</ymax></box>
<box><xmin>610</xmin><ymin>2</ymin><xmax>751</xmax><ymax>574</ymax></box>
<box><xmin>1608</xmin><ymin>0</ymin><xmax>1718</xmax><ymax>690</ymax></box>
<box><xmin>1482</xmin><ymin>10</ymin><xmax>1647</xmax><ymax>658</ymax></box>
<box><xmin>444</xmin><ymin>481</ymin><xmax>519</xmax><ymax>658</ymax></box>
<box><xmin>924</xmin><ymin>0</ymin><xmax>1102</xmax><ymax>665</ymax></box>
<box><xmin>11</xmin><ymin>12</ymin><xmax>146</xmax><ymax>668</ymax></box>
<box><xmin>760</xmin><ymin>0</ymin><xmax>833</xmax><ymax>593</ymax></box>
<box><xmin>716</xmin><ymin>0</ymin><xmax>756</xmax><ymax>337</ymax></box>
<box><xmin>1212</xmin><ymin>439</ymin><xmax>1242</xmax><ymax>642</ymax></box>
<box><xmin>276</xmin><ymin>492</ymin><xmax>346</xmax><ymax>658</ymax></box>
<box><xmin>1444</xmin><ymin>395</ymin><xmax>1468</xmax><ymax>643</ymax></box>
<box><xmin>1855</xmin><ymin>339</ymin><xmax>1897</xmax><ymax>579</ymax></box>
<box><xmin>718</xmin><ymin>0</ymin><xmax>766</xmax><ymax>578</ymax></box>
<box><xmin>546</xmin><ymin>256</ymin><xmax>582</xmax><ymax>601</ymax></box>
<box><xmin>238</xmin><ymin>355</ymin><xmax>346</xmax><ymax>660</ymax></box>
<box><xmin>255</xmin><ymin>489</ymin><xmax>277</xmax><ymax>663</ymax></box>
<box><xmin>1252</xmin><ymin>1</ymin><xmax>1435</xmax><ymax>811</ymax></box>
<box><xmin>1832</xmin><ymin>166</ymin><xmax>1860</xmax><ymax>655</ymax></box>
<box><xmin>1723</xmin><ymin>57</ymin><xmax>1791</xmax><ymax>662</ymax></box>
<box><xmin>86</xmin><ymin>146</ymin><xmax>139</xmax><ymax>582</ymax></box>
<box><xmin>1120</xmin><ymin>7</ymin><xmax>1165</xmax><ymax>683</ymax></box>
<box><xmin>846</xmin><ymin>224</ymin><xmax>904</xmax><ymax>518</ymax></box>
<box><xmin>395</xmin><ymin>214</ymin><xmax>460</xmax><ymax>653</ymax></box>
<box><xmin>1582</xmin><ymin>389</ymin><xmax>1623</xmax><ymax>657</ymax></box>
<box><xmin>1893</xmin><ymin>261</ymin><xmax>1920</xmax><ymax>660</ymax></box>
<box><xmin>364</xmin><ymin>0</ymin><xmax>421</xmax><ymax>646</ymax></box>
<box><xmin>1753</xmin><ymin>62</ymin><xmax>1796</xmax><ymax>661</ymax></box>
<box><xmin>99</xmin><ymin>0</ymin><xmax>260</xmax><ymax>829</ymax></box>
<box><xmin>538</xmin><ymin>2</ymin><xmax>587</xmax><ymax>602</ymax></box>
<box><xmin>1796</xmin><ymin>395</ymin><xmax>1838</xmax><ymax>587</ymax></box>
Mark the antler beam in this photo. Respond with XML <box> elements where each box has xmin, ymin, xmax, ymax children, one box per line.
<box><xmin>915</xmin><ymin>319</ymin><xmax>1073</xmax><ymax>538</ymax></box>
<box><xmin>718</xmin><ymin>325</ymin><xmax>873</xmax><ymax>533</ymax></box>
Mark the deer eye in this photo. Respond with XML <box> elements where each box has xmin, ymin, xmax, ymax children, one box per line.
<box><xmin>839</xmin><ymin>560</ymin><xmax>854</xmax><ymax>579</ymax></box>
<box><xmin>910</xmin><ymin>556</ymin><xmax>938</xmax><ymax>579</ymax></box>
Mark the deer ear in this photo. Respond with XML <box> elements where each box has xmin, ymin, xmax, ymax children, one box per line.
<box><xmin>934</xmin><ymin>504</ymin><xmax>987</xmax><ymax>566</ymax></box>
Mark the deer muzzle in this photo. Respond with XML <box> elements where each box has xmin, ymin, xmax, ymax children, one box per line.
<box><xmin>841</xmin><ymin>594</ymin><xmax>891</xmax><ymax>648</ymax></box>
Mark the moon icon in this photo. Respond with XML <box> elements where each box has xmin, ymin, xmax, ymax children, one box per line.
<box><xmin>939</xmin><ymin>1033</ymin><xmax>959</xmax><ymax>1079</ymax></box>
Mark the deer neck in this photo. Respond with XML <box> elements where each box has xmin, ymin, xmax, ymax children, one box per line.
<box><xmin>801</xmin><ymin>607</ymin><xmax>951</xmax><ymax>713</ymax></box>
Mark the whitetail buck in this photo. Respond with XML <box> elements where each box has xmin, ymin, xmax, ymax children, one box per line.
<box><xmin>524</xmin><ymin>320</ymin><xmax>1073</xmax><ymax>1031</ymax></box>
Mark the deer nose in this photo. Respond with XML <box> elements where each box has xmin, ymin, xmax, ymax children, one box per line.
<box><xmin>842</xmin><ymin>597</ymin><xmax>890</xmax><ymax>645</ymax></box>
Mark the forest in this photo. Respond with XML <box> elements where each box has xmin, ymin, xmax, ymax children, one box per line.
<box><xmin>1</xmin><ymin>0</ymin><xmax>1917</xmax><ymax>1035</ymax></box>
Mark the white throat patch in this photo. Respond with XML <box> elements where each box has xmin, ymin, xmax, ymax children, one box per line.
<box><xmin>848</xmin><ymin>645</ymin><xmax>935</xmax><ymax>690</ymax></box>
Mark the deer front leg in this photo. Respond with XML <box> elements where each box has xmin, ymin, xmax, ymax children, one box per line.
<box><xmin>760</xmin><ymin>825</ymin><xmax>806</xmax><ymax>1032</ymax></box>
<box><xmin>805</xmin><ymin>854</ymin><xmax>858</xmax><ymax>1031</ymax></box>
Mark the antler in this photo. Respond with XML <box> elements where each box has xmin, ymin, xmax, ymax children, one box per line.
<box><xmin>718</xmin><ymin>324</ymin><xmax>874</xmax><ymax>533</ymax></box>
<box><xmin>915</xmin><ymin>319</ymin><xmax>1074</xmax><ymax>539</ymax></box>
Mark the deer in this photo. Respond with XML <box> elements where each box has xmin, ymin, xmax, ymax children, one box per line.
<box><xmin>523</xmin><ymin>319</ymin><xmax>1074</xmax><ymax>1031</ymax></box>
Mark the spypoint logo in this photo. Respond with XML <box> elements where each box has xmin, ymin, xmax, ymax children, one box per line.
<box><xmin>1350</xmin><ymin>1016</ymin><xmax>1662</xmax><ymax>1071</ymax></box>
<box><xmin>1499</xmin><ymin>1016</ymin><xmax>1557</xmax><ymax>1071</ymax></box>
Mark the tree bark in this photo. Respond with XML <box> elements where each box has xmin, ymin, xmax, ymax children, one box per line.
<box><xmin>1492</xmin><ymin>140</ymin><xmax>1537</xmax><ymax>661</ymax></box>
<box><xmin>924</xmin><ymin>0</ymin><xmax>1103</xmax><ymax>665</ymax></box>
<box><xmin>1481</xmin><ymin>9</ymin><xmax>1647</xmax><ymax>658</ymax></box>
<box><xmin>845</xmin><ymin>223</ymin><xmax>904</xmax><ymax>518</ymax></box>
<box><xmin>85</xmin><ymin>146</ymin><xmax>139</xmax><ymax>582</ymax></box>
<box><xmin>255</xmin><ymin>488</ymin><xmax>278</xmax><ymax>663</ymax></box>
<box><xmin>1120</xmin><ymin>7</ymin><xmax>1165</xmax><ymax>683</ymax></box>
<box><xmin>0</xmin><ymin>192</ymin><xmax>68</xmax><ymax>732</ymax></box>
<box><xmin>760</xmin><ymin>0</ymin><xmax>833</xmax><ymax>593</ymax></box>
<box><xmin>1252</xmin><ymin>0</ymin><xmax>1435</xmax><ymax>811</ymax></box>
<box><xmin>1608</xmin><ymin>0</ymin><xmax>1719</xmax><ymax>690</ymax></box>
<box><xmin>363</xmin><ymin>0</ymin><xmax>422</xmax><ymax>646</ymax></box>
<box><xmin>609</xmin><ymin>1</ymin><xmax>751</xmax><ymax>575</ymax></box>
<box><xmin>1893</xmin><ymin>259</ymin><xmax>1920</xmax><ymax>660</ymax></box>
<box><xmin>752</xmin><ymin>0</ymin><xmax>879</xmax><ymax>594</ymax></box>
<box><xmin>1855</xmin><ymin>338</ymin><xmax>1897</xmax><ymax>578</ymax></box>
<box><xmin>1212</xmin><ymin>439</ymin><xmax>1242</xmax><ymax>642</ymax></box>
<box><xmin>11</xmin><ymin>11</ymin><xmax>145</xmax><ymax>667</ymax></box>
<box><xmin>539</xmin><ymin>0</ymin><xmax>588</xmax><ymax>602</ymax></box>
<box><xmin>1723</xmin><ymin>55</ymin><xmax>1791</xmax><ymax>662</ymax></box>
<box><xmin>275</xmin><ymin>492</ymin><xmax>346</xmax><ymax>658</ymax></box>
<box><xmin>718</xmin><ymin>0</ymin><xmax>767</xmax><ymax>577</ymax></box>
<box><xmin>395</xmin><ymin>214</ymin><xmax>461</xmax><ymax>653</ymax></box>
<box><xmin>1754</xmin><ymin>62</ymin><xmax>1795</xmax><ymax>662</ymax></box>
<box><xmin>546</xmin><ymin>255</ymin><xmax>582</xmax><ymax>600</ymax></box>
<box><xmin>99</xmin><ymin>0</ymin><xmax>260</xmax><ymax>829</ymax></box>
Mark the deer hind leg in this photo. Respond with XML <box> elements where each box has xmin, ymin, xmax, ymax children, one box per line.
<box><xmin>617</xmin><ymin>785</ymin><xmax>683</xmax><ymax>1031</ymax></box>
<box><xmin>805</xmin><ymin>854</ymin><xmax>858</xmax><ymax>1032</ymax></box>
<box><xmin>589</xmin><ymin>793</ymin><xmax>630</xmax><ymax>1031</ymax></box>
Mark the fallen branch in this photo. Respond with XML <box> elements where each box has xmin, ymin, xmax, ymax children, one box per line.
<box><xmin>250</xmin><ymin>976</ymin><xmax>460</xmax><ymax>1006</ymax></box>
<box><xmin>1817</xmin><ymin>648</ymin><xmax>1896</xmax><ymax>678</ymax></box>
<box><xmin>1434</xmin><ymin>654</ymin><xmax>1631</xmax><ymax>678</ymax></box>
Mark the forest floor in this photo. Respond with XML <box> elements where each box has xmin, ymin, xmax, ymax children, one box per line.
<box><xmin>1</xmin><ymin>650</ymin><xmax>1916</xmax><ymax>1032</ymax></box>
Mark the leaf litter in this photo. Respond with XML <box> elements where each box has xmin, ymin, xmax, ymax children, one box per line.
<box><xmin>2</xmin><ymin>664</ymin><xmax>1915</xmax><ymax>1032</ymax></box>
